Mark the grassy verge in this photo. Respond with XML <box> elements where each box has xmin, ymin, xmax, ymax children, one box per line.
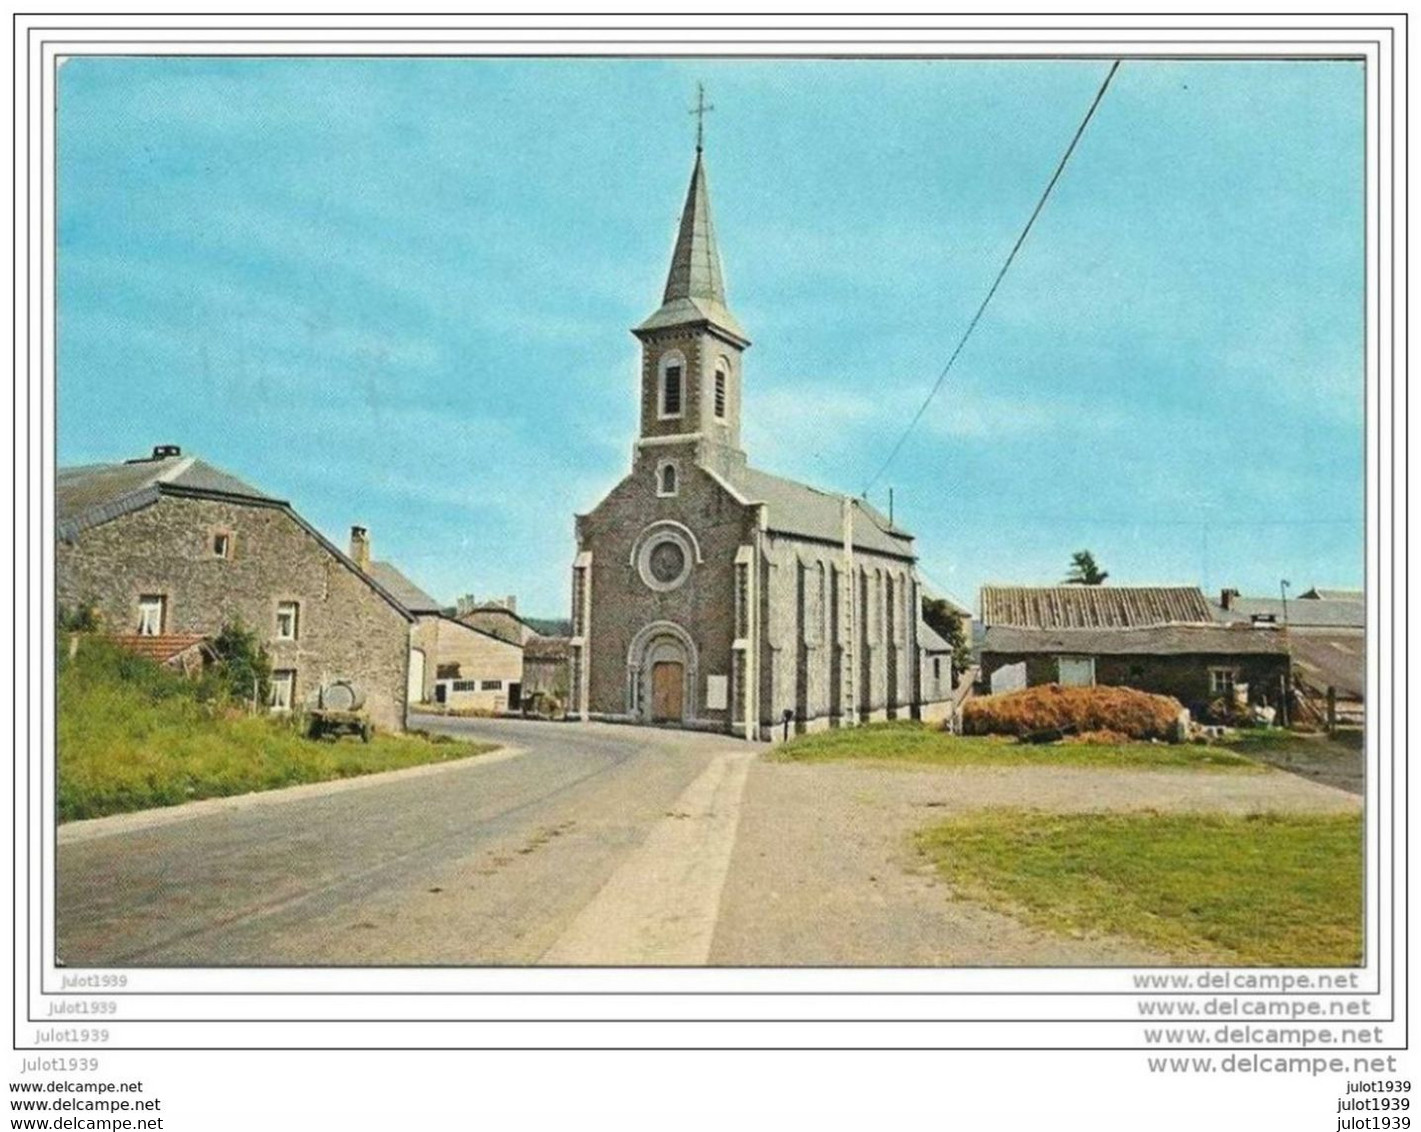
<box><xmin>915</xmin><ymin>809</ymin><xmax>1362</xmax><ymax>966</ymax></box>
<box><xmin>58</xmin><ymin>639</ymin><xmax>496</xmax><ymax>822</ymax></box>
<box><xmin>773</xmin><ymin>721</ymin><xmax>1261</xmax><ymax>771</ymax></box>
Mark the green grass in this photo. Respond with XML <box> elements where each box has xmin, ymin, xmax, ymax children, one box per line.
<box><xmin>915</xmin><ymin>809</ymin><xmax>1363</xmax><ymax>966</ymax></box>
<box><xmin>58</xmin><ymin>638</ymin><xmax>496</xmax><ymax>822</ymax></box>
<box><xmin>773</xmin><ymin>721</ymin><xmax>1261</xmax><ymax>771</ymax></box>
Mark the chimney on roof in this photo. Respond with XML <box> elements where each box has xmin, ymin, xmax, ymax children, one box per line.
<box><xmin>1220</xmin><ymin>588</ymin><xmax>1240</xmax><ymax>611</ymax></box>
<box><xmin>151</xmin><ymin>445</ymin><xmax>181</xmax><ymax>460</ymax></box>
<box><xmin>505</xmin><ymin>595</ymin><xmax>517</xmax><ymax>613</ymax></box>
<box><xmin>349</xmin><ymin>525</ymin><xmax>371</xmax><ymax>572</ymax></box>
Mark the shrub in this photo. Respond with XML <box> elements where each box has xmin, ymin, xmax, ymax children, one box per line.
<box><xmin>57</xmin><ymin>599</ymin><xmax>102</xmax><ymax>633</ymax></box>
<box><xmin>962</xmin><ymin>684</ymin><xmax>1183</xmax><ymax>741</ymax></box>
<box><xmin>208</xmin><ymin>621</ymin><xmax>272</xmax><ymax>707</ymax></box>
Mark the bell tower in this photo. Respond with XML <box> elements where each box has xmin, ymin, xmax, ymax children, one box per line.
<box><xmin>632</xmin><ymin>97</ymin><xmax>750</xmax><ymax>478</ymax></box>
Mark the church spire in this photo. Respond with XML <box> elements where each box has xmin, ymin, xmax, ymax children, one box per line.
<box><xmin>635</xmin><ymin>105</ymin><xmax>748</xmax><ymax>345</ymax></box>
<box><xmin>661</xmin><ymin>150</ymin><xmax>728</xmax><ymax>309</ymax></box>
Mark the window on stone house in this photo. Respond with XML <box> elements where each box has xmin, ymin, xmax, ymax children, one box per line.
<box><xmin>481</xmin><ymin>679</ymin><xmax>503</xmax><ymax>691</ymax></box>
<box><xmin>658</xmin><ymin>462</ymin><xmax>678</xmax><ymax>496</ymax></box>
<box><xmin>714</xmin><ymin>361</ymin><xmax>728</xmax><ymax>419</ymax></box>
<box><xmin>137</xmin><ymin>594</ymin><xmax>166</xmax><ymax>636</ymax></box>
<box><xmin>212</xmin><ymin>530</ymin><xmax>233</xmax><ymax>559</ymax></box>
<box><xmin>275</xmin><ymin>601</ymin><xmax>300</xmax><ymax>641</ymax></box>
<box><xmin>269</xmin><ymin>669</ymin><xmax>295</xmax><ymax>711</ymax></box>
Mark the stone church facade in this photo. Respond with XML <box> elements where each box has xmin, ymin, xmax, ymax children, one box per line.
<box><xmin>571</xmin><ymin>143</ymin><xmax>926</xmax><ymax>740</ymax></box>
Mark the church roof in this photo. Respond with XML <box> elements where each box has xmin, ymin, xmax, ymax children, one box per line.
<box><xmin>711</xmin><ymin>463</ymin><xmax>916</xmax><ymax>559</ymax></box>
<box><xmin>635</xmin><ymin>151</ymin><xmax>748</xmax><ymax>344</ymax></box>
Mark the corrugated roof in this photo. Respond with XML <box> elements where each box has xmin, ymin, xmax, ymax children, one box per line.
<box><xmin>367</xmin><ymin>561</ymin><xmax>443</xmax><ymax>615</ymax></box>
<box><xmin>717</xmin><ymin>464</ymin><xmax>916</xmax><ymax>559</ymax></box>
<box><xmin>980</xmin><ymin>585</ymin><xmax>1213</xmax><ymax>629</ymax></box>
<box><xmin>1290</xmin><ymin>632</ymin><xmax>1365</xmax><ymax>700</ymax></box>
<box><xmin>57</xmin><ymin>455</ymin><xmax>279</xmax><ymax>540</ymax></box>
<box><xmin>1213</xmin><ymin>597</ymin><xmax>1364</xmax><ymax>629</ymax></box>
<box><xmin>980</xmin><ymin>623</ymin><xmax>1291</xmax><ymax>658</ymax></box>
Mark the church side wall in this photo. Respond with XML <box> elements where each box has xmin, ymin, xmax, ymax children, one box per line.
<box><xmin>56</xmin><ymin>495</ymin><xmax>412</xmax><ymax>732</ymax></box>
<box><xmin>757</xmin><ymin>536</ymin><xmax>919</xmax><ymax>737</ymax></box>
<box><xmin>578</xmin><ymin>458</ymin><xmax>756</xmax><ymax>728</ymax></box>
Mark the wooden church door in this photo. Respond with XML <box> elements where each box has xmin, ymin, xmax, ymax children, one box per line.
<box><xmin>651</xmin><ymin>661</ymin><xmax>685</xmax><ymax>722</ymax></box>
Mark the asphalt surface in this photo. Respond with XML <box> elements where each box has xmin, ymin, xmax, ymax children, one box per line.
<box><xmin>57</xmin><ymin>718</ymin><xmax>1361</xmax><ymax>968</ymax></box>
<box><xmin>56</xmin><ymin>716</ymin><xmax>742</xmax><ymax>966</ymax></box>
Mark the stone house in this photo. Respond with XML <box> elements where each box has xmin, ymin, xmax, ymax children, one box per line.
<box><xmin>342</xmin><ymin>526</ymin><xmax>527</xmax><ymax>712</ymax></box>
<box><xmin>572</xmin><ymin>141</ymin><xmax>926</xmax><ymax>739</ymax></box>
<box><xmin>56</xmin><ymin>448</ymin><xmax>415</xmax><ymax>731</ymax></box>
<box><xmin>977</xmin><ymin>584</ymin><xmax>1292</xmax><ymax>717</ymax></box>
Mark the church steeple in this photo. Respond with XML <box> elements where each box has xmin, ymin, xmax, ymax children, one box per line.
<box><xmin>632</xmin><ymin>98</ymin><xmax>750</xmax><ymax>472</ymax></box>
<box><xmin>635</xmin><ymin>147</ymin><xmax>748</xmax><ymax>346</ymax></box>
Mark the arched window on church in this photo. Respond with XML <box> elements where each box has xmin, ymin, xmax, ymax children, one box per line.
<box><xmin>714</xmin><ymin>357</ymin><xmax>729</xmax><ymax>420</ymax></box>
<box><xmin>657</xmin><ymin>461</ymin><xmax>678</xmax><ymax>497</ymax></box>
<box><xmin>658</xmin><ymin>351</ymin><xmax>685</xmax><ymax>419</ymax></box>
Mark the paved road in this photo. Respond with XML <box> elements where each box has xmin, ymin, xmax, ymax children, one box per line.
<box><xmin>57</xmin><ymin>717</ymin><xmax>747</xmax><ymax>966</ymax></box>
<box><xmin>58</xmin><ymin>718</ymin><xmax>1360</xmax><ymax>968</ymax></box>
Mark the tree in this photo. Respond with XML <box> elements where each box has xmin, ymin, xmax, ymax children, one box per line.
<box><xmin>921</xmin><ymin>597</ymin><xmax>972</xmax><ymax>676</ymax></box>
<box><xmin>1063</xmin><ymin>550</ymin><xmax>1108</xmax><ymax>586</ymax></box>
<box><xmin>209</xmin><ymin>620</ymin><xmax>273</xmax><ymax>707</ymax></box>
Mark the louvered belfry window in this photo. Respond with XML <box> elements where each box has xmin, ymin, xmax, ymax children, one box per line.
<box><xmin>663</xmin><ymin>364</ymin><xmax>682</xmax><ymax>416</ymax></box>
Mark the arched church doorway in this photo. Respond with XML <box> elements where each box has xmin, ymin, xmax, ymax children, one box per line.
<box><xmin>627</xmin><ymin>621</ymin><xmax>698</xmax><ymax>725</ymax></box>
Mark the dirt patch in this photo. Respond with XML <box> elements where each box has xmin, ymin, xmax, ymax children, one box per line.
<box><xmin>713</xmin><ymin>759</ymin><xmax>1359</xmax><ymax>966</ymax></box>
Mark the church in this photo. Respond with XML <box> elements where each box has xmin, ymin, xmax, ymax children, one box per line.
<box><xmin>570</xmin><ymin>134</ymin><xmax>928</xmax><ymax>740</ymax></box>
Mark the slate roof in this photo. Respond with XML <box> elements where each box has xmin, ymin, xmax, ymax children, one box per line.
<box><xmin>919</xmin><ymin>622</ymin><xmax>953</xmax><ymax>652</ymax></box>
<box><xmin>1213</xmin><ymin>597</ymin><xmax>1365</xmax><ymax>630</ymax></box>
<box><xmin>367</xmin><ymin>561</ymin><xmax>443</xmax><ymax>615</ymax></box>
<box><xmin>635</xmin><ymin>151</ymin><xmax>748</xmax><ymax>344</ymax></box>
<box><xmin>980</xmin><ymin>623</ymin><xmax>1291</xmax><ymax>658</ymax></box>
<box><xmin>980</xmin><ymin>585</ymin><xmax>1214</xmax><ymax>629</ymax></box>
<box><xmin>57</xmin><ymin>455</ymin><xmax>278</xmax><ymax>540</ymax></box>
<box><xmin>56</xmin><ymin>450</ymin><xmax>415</xmax><ymax>622</ymax></box>
<box><xmin>710</xmin><ymin>463</ymin><xmax>916</xmax><ymax>559</ymax></box>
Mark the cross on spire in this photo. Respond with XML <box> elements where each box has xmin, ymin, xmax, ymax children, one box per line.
<box><xmin>690</xmin><ymin>82</ymin><xmax>714</xmax><ymax>152</ymax></box>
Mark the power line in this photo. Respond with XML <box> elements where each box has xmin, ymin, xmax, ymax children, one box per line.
<box><xmin>861</xmin><ymin>59</ymin><xmax>1121</xmax><ymax>497</ymax></box>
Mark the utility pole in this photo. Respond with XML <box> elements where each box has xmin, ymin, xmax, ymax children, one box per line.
<box><xmin>1279</xmin><ymin>579</ymin><xmax>1292</xmax><ymax>728</ymax></box>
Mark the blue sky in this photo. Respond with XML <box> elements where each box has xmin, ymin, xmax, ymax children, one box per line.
<box><xmin>57</xmin><ymin>57</ymin><xmax>1365</xmax><ymax>615</ymax></box>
